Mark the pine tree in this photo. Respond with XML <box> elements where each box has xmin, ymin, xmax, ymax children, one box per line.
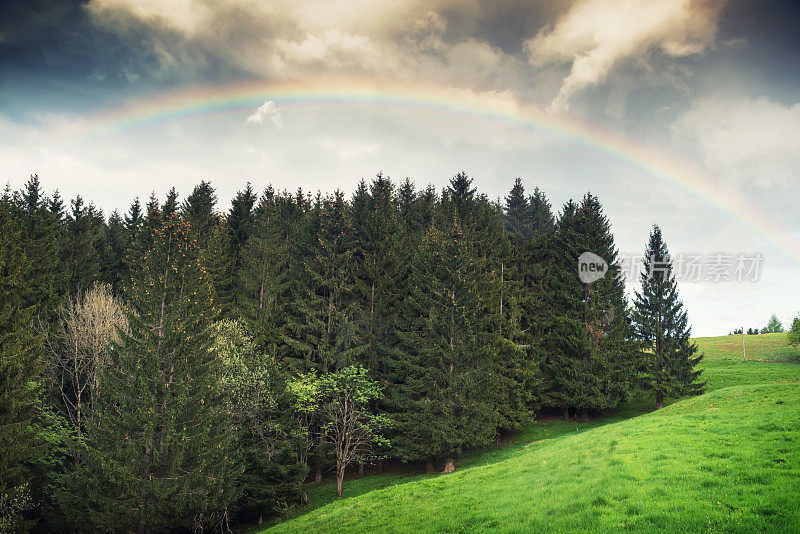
<box><xmin>528</xmin><ymin>187</ymin><xmax>555</xmax><ymax>240</ymax></box>
<box><xmin>241</xmin><ymin>188</ymin><xmax>303</xmax><ymax>352</ymax></box>
<box><xmin>181</xmin><ymin>181</ymin><xmax>218</xmax><ymax>249</ymax></box>
<box><xmin>226</xmin><ymin>183</ymin><xmax>257</xmax><ymax>315</ymax></box>
<box><xmin>633</xmin><ymin>225</ymin><xmax>704</xmax><ymax>408</ymax></box>
<box><xmin>59</xmin><ymin>213</ymin><xmax>240</xmax><ymax>531</ymax></box>
<box><xmin>0</xmin><ymin>193</ymin><xmax>40</xmax><ymax>531</ymax></box>
<box><xmin>123</xmin><ymin>197</ymin><xmax>144</xmax><ymax>245</ymax></box>
<box><xmin>504</xmin><ymin>178</ymin><xmax>530</xmax><ymax>240</ymax></box>
<box><xmin>207</xmin><ymin>218</ymin><xmax>237</xmax><ymax>318</ymax></box>
<box><xmin>62</xmin><ymin>196</ymin><xmax>104</xmax><ymax>296</ymax></box>
<box><xmin>16</xmin><ymin>175</ymin><xmax>62</xmax><ymax>321</ymax></box>
<box><xmin>101</xmin><ymin>210</ymin><xmax>128</xmax><ymax>291</ymax></box>
<box><xmin>573</xmin><ymin>193</ymin><xmax>636</xmax><ymax>416</ymax></box>
<box><xmin>540</xmin><ymin>195</ymin><xmax>635</xmax><ymax>419</ymax></box>
<box><xmin>763</xmin><ymin>314</ymin><xmax>784</xmax><ymax>334</ymax></box>
<box><xmin>393</xmin><ymin>215</ymin><xmax>498</xmax><ymax>471</ymax></box>
<box><xmin>162</xmin><ymin>187</ymin><xmax>179</xmax><ymax>219</ymax></box>
<box><xmin>352</xmin><ymin>175</ymin><xmax>399</xmax><ymax>373</ymax></box>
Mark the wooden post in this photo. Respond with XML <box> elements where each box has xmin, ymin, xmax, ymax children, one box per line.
<box><xmin>741</xmin><ymin>327</ymin><xmax>746</xmax><ymax>361</ymax></box>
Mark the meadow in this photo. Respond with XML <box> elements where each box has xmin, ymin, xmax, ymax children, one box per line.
<box><xmin>260</xmin><ymin>332</ymin><xmax>800</xmax><ymax>532</ymax></box>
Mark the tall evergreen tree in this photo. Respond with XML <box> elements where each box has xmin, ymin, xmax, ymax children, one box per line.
<box><xmin>100</xmin><ymin>210</ymin><xmax>128</xmax><ymax>291</ymax></box>
<box><xmin>62</xmin><ymin>196</ymin><xmax>104</xmax><ymax>295</ymax></box>
<box><xmin>541</xmin><ymin>195</ymin><xmax>635</xmax><ymax>419</ymax></box>
<box><xmin>352</xmin><ymin>175</ymin><xmax>399</xmax><ymax>373</ymax></box>
<box><xmin>162</xmin><ymin>187</ymin><xmax>179</xmax><ymax>219</ymax></box>
<box><xmin>59</xmin><ymin>213</ymin><xmax>240</xmax><ymax>531</ymax></box>
<box><xmin>393</xmin><ymin>215</ymin><xmax>498</xmax><ymax>472</ymax></box>
<box><xmin>124</xmin><ymin>197</ymin><xmax>144</xmax><ymax>244</ymax></box>
<box><xmin>241</xmin><ymin>188</ymin><xmax>302</xmax><ymax>352</ymax></box>
<box><xmin>225</xmin><ymin>183</ymin><xmax>258</xmax><ymax>314</ymax></box>
<box><xmin>181</xmin><ymin>181</ymin><xmax>218</xmax><ymax>249</ymax></box>
<box><xmin>503</xmin><ymin>178</ymin><xmax>530</xmax><ymax>240</ymax></box>
<box><xmin>528</xmin><ymin>187</ymin><xmax>555</xmax><ymax>240</ymax></box>
<box><xmin>16</xmin><ymin>175</ymin><xmax>62</xmax><ymax>321</ymax></box>
<box><xmin>633</xmin><ymin>225</ymin><xmax>704</xmax><ymax>408</ymax></box>
<box><xmin>0</xmin><ymin>193</ymin><xmax>40</xmax><ymax>531</ymax></box>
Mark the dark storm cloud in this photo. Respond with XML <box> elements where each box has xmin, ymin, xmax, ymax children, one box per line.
<box><xmin>0</xmin><ymin>0</ymin><xmax>254</xmax><ymax>117</ymax></box>
<box><xmin>714</xmin><ymin>0</ymin><xmax>800</xmax><ymax>101</ymax></box>
<box><xmin>0</xmin><ymin>0</ymin><xmax>130</xmax><ymax>113</ymax></box>
<box><xmin>1</xmin><ymin>0</ymin><xmax>796</xmax><ymax>119</ymax></box>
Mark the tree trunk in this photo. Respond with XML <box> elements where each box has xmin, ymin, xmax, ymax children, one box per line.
<box><xmin>580</xmin><ymin>408</ymin><xmax>589</xmax><ymax>422</ymax></box>
<box><xmin>315</xmin><ymin>465</ymin><xmax>323</xmax><ymax>484</ymax></box>
<box><xmin>426</xmin><ymin>459</ymin><xmax>434</xmax><ymax>473</ymax></box>
<box><xmin>336</xmin><ymin>466</ymin><xmax>345</xmax><ymax>497</ymax></box>
<box><xmin>442</xmin><ymin>458</ymin><xmax>455</xmax><ymax>474</ymax></box>
<box><xmin>377</xmin><ymin>459</ymin><xmax>383</xmax><ymax>474</ymax></box>
<box><xmin>563</xmin><ymin>407</ymin><xmax>570</xmax><ymax>420</ymax></box>
<box><xmin>358</xmin><ymin>462</ymin><xmax>365</xmax><ymax>477</ymax></box>
<box><xmin>656</xmin><ymin>390</ymin><xmax>664</xmax><ymax>410</ymax></box>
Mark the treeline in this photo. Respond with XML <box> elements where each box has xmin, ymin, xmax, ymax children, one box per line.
<box><xmin>0</xmin><ymin>173</ymin><xmax>704</xmax><ymax>532</ymax></box>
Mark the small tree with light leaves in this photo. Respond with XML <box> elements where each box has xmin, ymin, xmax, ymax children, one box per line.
<box><xmin>313</xmin><ymin>366</ymin><xmax>389</xmax><ymax>497</ymax></box>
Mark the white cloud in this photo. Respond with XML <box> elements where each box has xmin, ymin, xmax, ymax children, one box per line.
<box><xmin>526</xmin><ymin>0</ymin><xmax>725</xmax><ymax>111</ymax></box>
<box><xmin>246</xmin><ymin>101</ymin><xmax>283</xmax><ymax>128</ymax></box>
<box><xmin>83</xmin><ymin>0</ymin><xmax>520</xmax><ymax>91</ymax></box>
<box><xmin>672</xmin><ymin>96</ymin><xmax>800</xmax><ymax>187</ymax></box>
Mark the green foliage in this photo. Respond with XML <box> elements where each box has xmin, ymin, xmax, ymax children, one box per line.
<box><xmin>763</xmin><ymin>313</ymin><xmax>784</xmax><ymax>334</ymax></box>
<box><xmin>0</xmin><ymin>192</ymin><xmax>41</xmax><ymax>533</ymax></box>
<box><xmin>304</xmin><ymin>366</ymin><xmax>389</xmax><ymax>497</ymax></box>
<box><xmin>59</xmin><ymin>213</ymin><xmax>240</xmax><ymax>532</ymax></box>
<box><xmin>393</xmin><ymin>210</ymin><xmax>499</xmax><ymax>463</ymax></box>
<box><xmin>788</xmin><ymin>316</ymin><xmax>800</xmax><ymax>347</ymax></box>
<box><xmin>7</xmin><ymin>175</ymin><xmax>716</xmax><ymax>531</ymax></box>
<box><xmin>181</xmin><ymin>180</ymin><xmax>218</xmax><ymax>249</ymax></box>
<box><xmin>266</xmin><ymin>334</ymin><xmax>800</xmax><ymax>533</ymax></box>
<box><xmin>540</xmin><ymin>195</ymin><xmax>636</xmax><ymax>418</ymax></box>
<box><xmin>62</xmin><ymin>196</ymin><xmax>104</xmax><ymax>296</ymax></box>
<box><xmin>633</xmin><ymin>225</ymin><xmax>704</xmax><ymax>407</ymax></box>
<box><xmin>212</xmin><ymin>319</ymin><xmax>308</xmax><ymax>522</ymax></box>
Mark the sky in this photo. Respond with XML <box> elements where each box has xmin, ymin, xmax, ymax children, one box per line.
<box><xmin>1</xmin><ymin>0</ymin><xmax>798</xmax><ymax>336</ymax></box>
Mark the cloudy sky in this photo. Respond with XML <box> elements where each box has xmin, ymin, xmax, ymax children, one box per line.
<box><xmin>1</xmin><ymin>0</ymin><xmax>798</xmax><ymax>335</ymax></box>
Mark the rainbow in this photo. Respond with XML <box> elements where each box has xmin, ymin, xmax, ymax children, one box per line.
<box><xmin>80</xmin><ymin>76</ymin><xmax>800</xmax><ymax>266</ymax></box>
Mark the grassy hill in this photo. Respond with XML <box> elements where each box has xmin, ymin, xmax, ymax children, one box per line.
<box><xmin>260</xmin><ymin>332</ymin><xmax>800</xmax><ymax>533</ymax></box>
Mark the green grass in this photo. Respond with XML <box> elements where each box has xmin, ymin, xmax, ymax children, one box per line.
<box><xmin>259</xmin><ymin>333</ymin><xmax>800</xmax><ymax>533</ymax></box>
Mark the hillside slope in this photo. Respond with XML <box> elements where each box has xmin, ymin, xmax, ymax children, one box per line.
<box><xmin>265</xmin><ymin>333</ymin><xmax>800</xmax><ymax>533</ymax></box>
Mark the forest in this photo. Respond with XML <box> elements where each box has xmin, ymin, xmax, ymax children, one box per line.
<box><xmin>0</xmin><ymin>172</ymin><xmax>704</xmax><ymax>532</ymax></box>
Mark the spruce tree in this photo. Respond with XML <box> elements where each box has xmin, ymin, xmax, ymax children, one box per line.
<box><xmin>62</xmin><ymin>196</ymin><xmax>103</xmax><ymax>296</ymax></box>
<box><xmin>226</xmin><ymin>183</ymin><xmax>257</xmax><ymax>314</ymax></box>
<box><xmin>573</xmin><ymin>193</ymin><xmax>635</xmax><ymax>416</ymax></box>
<box><xmin>124</xmin><ymin>197</ymin><xmax>144</xmax><ymax>245</ymax></box>
<box><xmin>181</xmin><ymin>181</ymin><xmax>218</xmax><ymax>249</ymax></box>
<box><xmin>504</xmin><ymin>178</ymin><xmax>530</xmax><ymax>241</ymax></box>
<box><xmin>393</xmin><ymin>215</ymin><xmax>497</xmax><ymax>471</ymax></box>
<box><xmin>528</xmin><ymin>187</ymin><xmax>555</xmax><ymax>240</ymax></box>
<box><xmin>0</xmin><ymin>193</ymin><xmax>40</xmax><ymax>531</ymax></box>
<box><xmin>101</xmin><ymin>210</ymin><xmax>128</xmax><ymax>291</ymax></box>
<box><xmin>16</xmin><ymin>175</ymin><xmax>62</xmax><ymax>321</ymax></box>
<box><xmin>240</xmin><ymin>188</ymin><xmax>304</xmax><ymax>353</ymax></box>
<box><xmin>633</xmin><ymin>225</ymin><xmax>704</xmax><ymax>408</ymax></box>
<box><xmin>353</xmin><ymin>175</ymin><xmax>399</xmax><ymax>373</ymax></box>
<box><xmin>60</xmin><ymin>213</ymin><xmax>240</xmax><ymax>531</ymax></box>
<box><xmin>540</xmin><ymin>195</ymin><xmax>635</xmax><ymax>419</ymax></box>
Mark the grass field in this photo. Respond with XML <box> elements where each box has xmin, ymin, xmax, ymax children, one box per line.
<box><xmin>259</xmin><ymin>332</ymin><xmax>800</xmax><ymax>533</ymax></box>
